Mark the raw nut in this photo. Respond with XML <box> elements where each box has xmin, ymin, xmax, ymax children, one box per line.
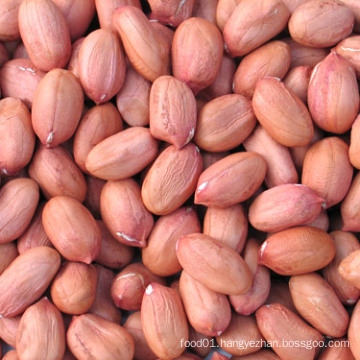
<box><xmin>172</xmin><ymin>17</ymin><xmax>223</xmax><ymax>94</ymax></box>
<box><xmin>142</xmin><ymin>206</ymin><xmax>201</xmax><ymax>277</ymax></box>
<box><xmin>0</xmin><ymin>0</ymin><xmax>23</xmax><ymax>41</ymax></box>
<box><xmin>216</xmin><ymin>0</ymin><xmax>241</xmax><ymax>32</ymax></box>
<box><xmin>16</xmin><ymin>297</ymin><xmax>65</xmax><ymax>360</ymax></box>
<box><xmin>335</xmin><ymin>35</ymin><xmax>360</xmax><ymax>78</ymax></box>
<box><xmin>28</xmin><ymin>144</ymin><xmax>87</xmax><ymax>202</ymax></box>
<box><xmin>233</xmin><ymin>40</ymin><xmax>291</xmax><ymax>98</ymax></box>
<box><xmin>307</xmin><ymin>51</ymin><xmax>359</xmax><ymax>134</ymax></box>
<box><xmin>339</xmin><ymin>249</ymin><xmax>360</xmax><ymax>289</ymax></box>
<box><xmin>100</xmin><ymin>178</ymin><xmax>154</xmax><ymax>247</ymax></box>
<box><xmin>176</xmin><ymin>233</ymin><xmax>253</xmax><ymax>295</ymax></box>
<box><xmin>66</xmin><ymin>37</ymin><xmax>84</xmax><ymax>78</ymax></box>
<box><xmin>73</xmin><ymin>102</ymin><xmax>123</xmax><ymax>174</ymax></box>
<box><xmin>94</xmin><ymin>220</ymin><xmax>134</xmax><ymax>270</ymax></box>
<box><xmin>243</xmin><ymin>125</ymin><xmax>298</xmax><ymax>188</ymax></box>
<box><xmin>288</xmin><ymin>0</ymin><xmax>354</xmax><ymax>48</ymax></box>
<box><xmin>141</xmin><ymin>282</ymin><xmax>189</xmax><ymax>359</ymax></box>
<box><xmin>95</xmin><ymin>0</ymin><xmax>142</xmax><ymax>30</ymax></box>
<box><xmin>259</xmin><ymin>226</ymin><xmax>336</xmax><ymax>276</ymax></box>
<box><xmin>216</xmin><ymin>314</ymin><xmax>264</xmax><ymax>356</ymax></box>
<box><xmin>252</xmin><ymin>77</ymin><xmax>314</xmax><ymax>147</ymax></box>
<box><xmin>123</xmin><ymin>312</ymin><xmax>157</xmax><ymax>360</ymax></box>
<box><xmin>289</xmin><ymin>273</ymin><xmax>349</xmax><ymax>337</ymax></box>
<box><xmin>112</xmin><ymin>5</ymin><xmax>170</xmax><ymax>82</ymax></box>
<box><xmin>248</xmin><ymin>184</ymin><xmax>325</xmax><ymax>233</ymax></box>
<box><xmin>111</xmin><ymin>262</ymin><xmax>165</xmax><ymax>311</ymax></box>
<box><xmin>148</xmin><ymin>0</ymin><xmax>196</xmax><ymax>27</ymax></box>
<box><xmin>51</xmin><ymin>261</ymin><xmax>97</xmax><ymax>315</ymax></box>
<box><xmin>348</xmin><ymin>300</ymin><xmax>360</xmax><ymax>359</ymax></box>
<box><xmin>67</xmin><ymin>313</ymin><xmax>134</xmax><ymax>360</ymax></box>
<box><xmin>203</xmin><ymin>204</ymin><xmax>248</xmax><ymax>253</ymax></box>
<box><xmin>322</xmin><ymin>231</ymin><xmax>360</xmax><ymax>305</ymax></box>
<box><xmin>194</xmin><ymin>152</ymin><xmax>266</xmax><ymax>208</ymax></box>
<box><xmin>31</xmin><ymin>68</ymin><xmax>84</xmax><ymax>148</ymax></box>
<box><xmin>0</xmin><ymin>178</ymin><xmax>39</xmax><ymax>244</ymax></box>
<box><xmin>78</xmin><ymin>28</ymin><xmax>126</xmax><ymax>103</ymax></box>
<box><xmin>42</xmin><ymin>196</ymin><xmax>102</xmax><ymax>264</ymax></box>
<box><xmin>192</xmin><ymin>0</ymin><xmax>218</xmax><ymax>24</ymax></box>
<box><xmin>0</xmin><ymin>246</ymin><xmax>61</xmax><ymax>317</ymax></box>
<box><xmin>141</xmin><ymin>143</ymin><xmax>203</xmax><ymax>215</ymax></box>
<box><xmin>199</xmin><ymin>53</ymin><xmax>235</xmax><ymax>101</ymax></box>
<box><xmin>194</xmin><ymin>94</ymin><xmax>256</xmax><ymax>152</ymax></box>
<box><xmin>302</xmin><ymin>137</ymin><xmax>353</xmax><ymax>208</ymax></box>
<box><xmin>0</xmin><ymin>97</ymin><xmax>35</xmax><ymax>175</ymax></box>
<box><xmin>342</xmin><ymin>0</ymin><xmax>360</xmax><ymax>32</ymax></box>
<box><xmin>0</xmin><ymin>59</ymin><xmax>46</xmax><ymax>108</ymax></box>
<box><xmin>89</xmin><ymin>264</ymin><xmax>122</xmax><ymax>324</ymax></box>
<box><xmin>116</xmin><ymin>64</ymin><xmax>151</xmax><ymax>127</ymax></box>
<box><xmin>284</xmin><ymin>37</ymin><xmax>328</xmax><ymax>68</ymax></box>
<box><xmin>306</xmin><ymin>210</ymin><xmax>329</xmax><ymax>232</ymax></box>
<box><xmin>349</xmin><ymin>114</ymin><xmax>360</xmax><ymax>169</ymax></box>
<box><xmin>0</xmin><ymin>316</ymin><xmax>20</xmax><ymax>347</ymax></box>
<box><xmin>283</xmin><ymin>65</ymin><xmax>312</xmax><ymax>104</ymax></box>
<box><xmin>150</xmin><ymin>75</ymin><xmax>197</xmax><ymax>148</ymax></box>
<box><xmin>83</xmin><ymin>176</ymin><xmax>106</xmax><ymax>218</ymax></box>
<box><xmin>318</xmin><ymin>340</ymin><xmax>356</xmax><ymax>360</ymax></box>
<box><xmin>266</xmin><ymin>279</ymin><xmax>297</xmax><ymax>315</ymax></box>
<box><xmin>52</xmin><ymin>0</ymin><xmax>95</xmax><ymax>41</ymax></box>
<box><xmin>17</xmin><ymin>202</ymin><xmax>52</xmax><ymax>254</ymax></box>
<box><xmin>0</xmin><ymin>243</ymin><xmax>18</xmax><ymax>276</ymax></box>
<box><xmin>255</xmin><ymin>303</ymin><xmax>323</xmax><ymax>360</ymax></box>
<box><xmin>86</xmin><ymin>127</ymin><xmax>158</xmax><ymax>181</ymax></box>
<box><xmin>290</xmin><ymin>124</ymin><xmax>324</xmax><ymax>173</ymax></box>
<box><xmin>223</xmin><ymin>0</ymin><xmax>290</xmax><ymax>57</ymax></box>
<box><xmin>179</xmin><ymin>270</ymin><xmax>231</xmax><ymax>337</ymax></box>
<box><xmin>18</xmin><ymin>0</ymin><xmax>72</xmax><ymax>71</ymax></box>
<box><xmin>281</xmin><ymin>0</ymin><xmax>310</xmax><ymax>13</ymax></box>
<box><xmin>229</xmin><ymin>238</ymin><xmax>271</xmax><ymax>315</ymax></box>
<box><xmin>341</xmin><ymin>172</ymin><xmax>360</xmax><ymax>231</ymax></box>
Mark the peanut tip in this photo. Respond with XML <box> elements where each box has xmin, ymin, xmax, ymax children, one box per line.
<box><xmin>145</xmin><ymin>284</ymin><xmax>153</xmax><ymax>295</ymax></box>
<box><xmin>116</xmin><ymin>232</ymin><xmax>142</xmax><ymax>245</ymax></box>
<box><xmin>197</xmin><ymin>181</ymin><xmax>209</xmax><ymax>193</ymax></box>
<box><xmin>260</xmin><ymin>241</ymin><xmax>267</xmax><ymax>259</ymax></box>
<box><xmin>46</xmin><ymin>131</ymin><xmax>53</xmax><ymax>145</ymax></box>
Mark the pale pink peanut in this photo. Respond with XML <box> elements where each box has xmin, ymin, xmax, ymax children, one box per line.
<box><xmin>113</xmin><ymin>5</ymin><xmax>170</xmax><ymax>82</ymax></box>
<box><xmin>289</xmin><ymin>0</ymin><xmax>354</xmax><ymax>48</ymax></box>
<box><xmin>307</xmin><ymin>52</ymin><xmax>359</xmax><ymax>134</ymax></box>
<box><xmin>195</xmin><ymin>152</ymin><xmax>266</xmax><ymax>208</ymax></box>
<box><xmin>323</xmin><ymin>231</ymin><xmax>360</xmax><ymax>305</ymax></box>
<box><xmin>249</xmin><ymin>184</ymin><xmax>325</xmax><ymax>233</ymax></box>
<box><xmin>172</xmin><ymin>17</ymin><xmax>223</xmax><ymax>94</ymax></box>
<box><xmin>289</xmin><ymin>273</ymin><xmax>349</xmax><ymax>337</ymax></box>
<box><xmin>252</xmin><ymin>77</ymin><xmax>314</xmax><ymax>147</ymax></box>
<box><xmin>141</xmin><ymin>283</ymin><xmax>188</xmax><ymax>360</ymax></box>
<box><xmin>243</xmin><ymin>125</ymin><xmax>298</xmax><ymax>188</ymax></box>
<box><xmin>18</xmin><ymin>0</ymin><xmax>71</xmax><ymax>71</ymax></box>
<box><xmin>223</xmin><ymin>0</ymin><xmax>290</xmax><ymax>57</ymax></box>
<box><xmin>302</xmin><ymin>137</ymin><xmax>353</xmax><ymax>209</ymax></box>
<box><xmin>150</xmin><ymin>75</ymin><xmax>196</xmax><ymax>148</ymax></box>
<box><xmin>233</xmin><ymin>41</ymin><xmax>291</xmax><ymax>98</ymax></box>
<box><xmin>177</xmin><ymin>233</ymin><xmax>252</xmax><ymax>295</ymax></box>
<box><xmin>179</xmin><ymin>270</ymin><xmax>231</xmax><ymax>337</ymax></box>
<box><xmin>259</xmin><ymin>226</ymin><xmax>336</xmax><ymax>276</ymax></box>
<box><xmin>101</xmin><ymin>178</ymin><xmax>154</xmax><ymax>247</ymax></box>
<box><xmin>142</xmin><ymin>143</ymin><xmax>203</xmax><ymax>216</ymax></box>
<box><xmin>78</xmin><ymin>28</ymin><xmax>126</xmax><ymax>103</ymax></box>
